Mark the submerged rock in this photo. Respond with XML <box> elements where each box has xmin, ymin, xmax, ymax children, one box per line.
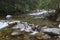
<box><xmin>12</xmin><ymin>23</ymin><xmax>25</xmax><ymax>30</ymax></box>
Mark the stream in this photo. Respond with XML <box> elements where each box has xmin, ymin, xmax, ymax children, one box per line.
<box><xmin>0</xmin><ymin>9</ymin><xmax>60</xmax><ymax>40</ymax></box>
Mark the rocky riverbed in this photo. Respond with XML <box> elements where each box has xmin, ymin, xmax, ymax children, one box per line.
<box><xmin>0</xmin><ymin>19</ymin><xmax>60</xmax><ymax>40</ymax></box>
<box><xmin>0</xmin><ymin>10</ymin><xmax>59</xmax><ymax>40</ymax></box>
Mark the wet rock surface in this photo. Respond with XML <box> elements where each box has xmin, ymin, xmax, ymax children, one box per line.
<box><xmin>42</xmin><ymin>28</ymin><xmax>60</xmax><ymax>36</ymax></box>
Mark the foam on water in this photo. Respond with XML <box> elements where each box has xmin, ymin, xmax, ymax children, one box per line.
<box><xmin>29</xmin><ymin>10</ymin><xmax>47</xmax><ymax>16</ymax></box>
<box><xmin>0</xmin><ymin>20</ymin><xmax>9</xmax><ymax>29</ymax></box>
<box><xmin>29</xmin><ymin>31</ymin><xmax>38</xmax><ymax>35</ymax></box>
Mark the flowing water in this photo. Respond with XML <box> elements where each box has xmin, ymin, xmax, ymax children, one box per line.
<box><xmin>0</xmin><ymin>9</ymin><xmax>57</xmax><ymax>40</ymax></box>
<box><xmin>0</xmin><ymin>20</ymin><xmax>9</xmax><ymax>29</ymax></box>
<box><xmin>0</xmin><ymin>9</ymin><xmax>56</xmax><ymax>29</ymax></box>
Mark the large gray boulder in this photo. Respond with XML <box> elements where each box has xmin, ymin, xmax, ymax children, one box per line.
<box><xmin>42</xmin><ymin>28</ymin><xmax>60</xmax><ymax>36</ymax></box>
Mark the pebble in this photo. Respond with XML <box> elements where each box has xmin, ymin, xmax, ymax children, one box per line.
<box><xmin>11</xmin><ymin>31</ymin><xmax>21</xmax><ymax>36</ymax></box>
<box><xmin>40</xmin><ymin>34</ymin><xmax>51</xmax><ymax>40</ymax></box>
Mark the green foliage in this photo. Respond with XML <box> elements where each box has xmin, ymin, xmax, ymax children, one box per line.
<box><xmin>37</xmin><ymin>0</ymin><xmax>51</xmax><ymax>9</ymax></box>
<box><xmin>37</xmin><ymin>0</ymin><xmax>60</xmax><ymax>21</ymax></box>
<box><xmin>0</xmin><ymin>0</ymin><xmax>40</xmax><ymax>13</ymax></box>
<box><xmin>37</xmin><ymin>0</ymin><xmax>60</xmax><ymax>9</ymax></box>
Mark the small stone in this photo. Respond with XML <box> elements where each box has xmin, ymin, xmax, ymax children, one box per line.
<box><xmin>41</xmin><ymin>34</ymin><xmax>51</xmax><ymax>40</ymax></box>
<box><xmin>6</xmin><ymin>36</ymin><xmax>8</xmax><ymax>38</ymax></box>
<box><xmin>6</xmin><ymin>15</ymin><xmax>12</xmax><ymax>19</ymax></box>
<box><xmin>11</xmin><ymin>31</ymin><xmax>21</xmax><ymax>36</ymax></box>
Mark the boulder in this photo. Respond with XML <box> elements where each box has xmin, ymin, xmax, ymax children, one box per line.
<box><xmin>42</xmin><ymin>28</ymin><xmax>60</xmax><ymax>36</ymax></box>
<box><xmin>6</xmin><ymin>15</ymin><xmax>12</xmax><ymax>19</ymax></box>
